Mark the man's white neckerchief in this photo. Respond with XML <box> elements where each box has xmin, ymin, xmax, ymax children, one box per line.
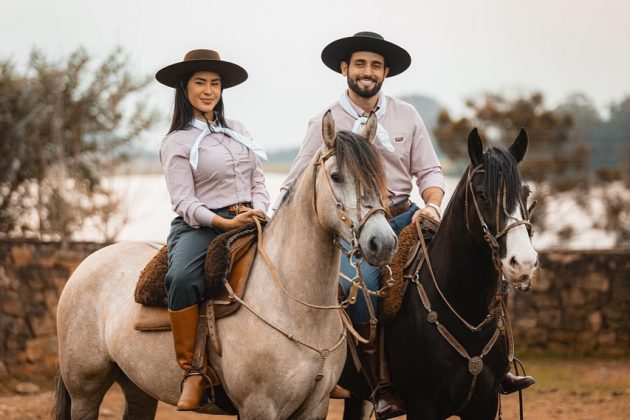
<box><xmin>338</xmin><ymin>92</ymin><xmax>395</xmax><ymax>152</ymax></box>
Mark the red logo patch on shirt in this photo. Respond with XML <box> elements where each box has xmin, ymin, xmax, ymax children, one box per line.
<box><xmin>394</xmin><ymin>136</ymin><xmax>404</xmax><ymax>142</ymax></box>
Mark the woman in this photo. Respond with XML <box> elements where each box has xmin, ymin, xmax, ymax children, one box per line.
<box><xmin>156</xmin><ymin>49</ymin><xmax>270</xmax><ymax>411</ymax></box>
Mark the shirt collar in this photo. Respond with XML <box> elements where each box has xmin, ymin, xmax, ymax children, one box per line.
<box><xmin>345</xmin><ymin>91</ymin><xmax>383</xmax><ymax>117</ymax></box>
<box><xmin>192</xmin><ymin>118</ymin><xmax>218</xmax><ymax>130</ymax></box>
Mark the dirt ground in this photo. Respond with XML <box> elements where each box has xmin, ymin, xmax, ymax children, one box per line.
<box><xmin>1</xmin><ymin>357</ymin><xmax>629</xmax><ymax>419</ymax></box>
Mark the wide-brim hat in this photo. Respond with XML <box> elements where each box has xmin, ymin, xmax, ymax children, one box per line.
<box><xmin>321</xmin><ymin>31</ymin><xmax>411</xmax><ymax>77</ymax></box>
<box><xmin>155</xmin><ymin>49</ymin><xmax>248</xmax><ymax>89</ymax></box>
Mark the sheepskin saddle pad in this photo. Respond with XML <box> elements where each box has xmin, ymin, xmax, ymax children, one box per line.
<box><xmin>380</xmin><ymin>216</ymin><xmax>439</xmax><ymax>322</ymax></box>
<box><xmin>133</xmin><ymin>223</ymin><xmax>261</xmax><ymax>331</ymax></box>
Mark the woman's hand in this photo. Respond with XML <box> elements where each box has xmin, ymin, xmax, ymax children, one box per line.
<box><xmin>213</xmin><ymin>209</ymin><xmax>267</xmax><ymax>231</ymax></box>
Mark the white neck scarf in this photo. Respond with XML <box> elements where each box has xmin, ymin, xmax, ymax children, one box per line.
<box><xmin>338</xmin><ymin>92</ymin><xmax>395</xmax><ymax>152</ymax></box>
<box><xmin>188</xmin><ymin>118</ymin><xmax>268</xmax><ymax>170</ymax></box>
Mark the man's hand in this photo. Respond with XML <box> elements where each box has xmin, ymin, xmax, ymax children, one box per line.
<box><xmin>417</xmin><ymin>187</ymin><xmax>444</xmax><ymax>224</ymax></box>
<box><xmin>412</xmin><ymin>205</ymin><xmax>441</xmax><ymax>224</ymax></box>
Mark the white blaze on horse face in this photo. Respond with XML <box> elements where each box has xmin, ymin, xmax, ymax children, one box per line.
<box><xmin>501</xmin><ymin>207</ymin><xmax>538</xmax><ymax>284</ymax></box>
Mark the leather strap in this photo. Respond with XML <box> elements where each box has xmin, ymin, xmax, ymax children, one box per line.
<box><xmin>206</xmin><ymin>300</ymin><xmax>222</xmax><ymax>357</ymax></box>
<box><xmin>193</xmin><ymin>301</ymin><xmax>209</xmax><ymax>370</ymax></box>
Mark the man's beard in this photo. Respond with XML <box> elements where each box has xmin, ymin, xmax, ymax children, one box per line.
<box><xmin>347</xmin><ymin>75</ymin><xmax>383</xmax><ymax>99</ymax></box>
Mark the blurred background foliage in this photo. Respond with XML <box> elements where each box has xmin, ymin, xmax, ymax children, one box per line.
<box><xmin>434</xmin><ymin>91</ymin><xmax>630</xmax><ymax>246</ymax></box>
<box><xmin>0</xmin><ymin>48</ymin><xmax>628</xmax><ymax>246</ymax></box>
<box><xmin>0</xmin><ymin>47</ymin><xmax>159</xmax><ymax>242</ymax></box>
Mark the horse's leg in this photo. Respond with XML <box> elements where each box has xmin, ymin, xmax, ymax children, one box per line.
<box><xmin>459</xmin><ymin>393</ymin><xmax>499</xmax><ymax>420</ymax></box>
<box><xmin>342</xmin><ymin>396</ymin><xmax>373</xmax><ymax>420</ymax></box>
<box><xmin>117</xmin><ymin>372</ymin><xmax>158</xmax><ymax>420</ymax></box>
<box><xmin>62</xmin><ymin>357</ymin><xmax>117</xmax><ymax>420</ymax></box>
<box><xmin>405</xmin><ymin>397</ymin><xmax>441</xmax><ymax>420</ymax></box>
<box><xmin>289</xmin><ymin>393</ymin><xmax>330</xmax><ymax>420</ymax></box>
<box><xmin>236</xmin><ymin>395</ymin><xmax>278</xmax><ymax>420</ymax></box>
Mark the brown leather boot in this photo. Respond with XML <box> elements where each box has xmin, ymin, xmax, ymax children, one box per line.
<box><xmin>499</xmin><ymin>372</ymin><xmax>535</xmax><ymax>394</ymax></box>
<box><xmin>169</xmin><ymin>305</ymin><xmax>207</xmax><ymax>411</ymax></box>
<box><xmin>355</xmin><ymin>323</ymin><xmax>406</xmax><ymax>420</ymax></box>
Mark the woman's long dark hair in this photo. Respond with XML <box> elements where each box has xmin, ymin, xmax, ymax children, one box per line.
<box><xmin>168</xmin><ymin>73</ymin><xmax>229</xmax><ymax>134</ymax></box>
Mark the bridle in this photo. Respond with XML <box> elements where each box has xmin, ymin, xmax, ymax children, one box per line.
<box><xmin>464</xmin><ymin>164</ymin><xmax>535</xmax><ymax>290</ymax></box>
<box><xmin>407</xmin><ymin>162</ymin><xmax>537</xmax><ymax>413</ymax></box>
<box><xmin>312</xmin><ymin>147</ymin><xmax>388</xmax><ymax>256</ymax></box>
<box><xmin>226</xmin><ymin>144</ymin><xmax>392</xmax><ymax>382</ymax></box>
<box><xmin>312</xmin><ymin>147</ymin><xmax>394</xmax><ymax>343</ymax></box>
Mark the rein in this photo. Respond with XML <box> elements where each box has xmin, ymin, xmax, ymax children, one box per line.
<box><xmin>408</xmin><ymin>163</ymin><xmax>534</xmax><ymax>413</ymax></box>
<box><xmin>410</xmin><ymin>215</ymin><xmax>514</xmax><ymax>414</ymax></box>
<box><xmin>312</xmin><ymin>148</ymin><xmax>393</xmax><ymax>344</ymax></box>
<box><xmin>221</xmin><ymin>216</ymin><xmax>347</xmax><ymax>383</ymax></box>
<box><xmin>222</xmin><ymin>146</ymin><xmax>390</xmax><ymax>381</ymax></box>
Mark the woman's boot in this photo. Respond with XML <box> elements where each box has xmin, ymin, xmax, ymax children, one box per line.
<box><xmin>169</xmin><ymin>305</ymin><xmax>207</xmax><ymax>411</ymax></box>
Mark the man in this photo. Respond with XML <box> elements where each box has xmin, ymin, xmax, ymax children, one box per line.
<box><xmin>277</xmin><ymin>31</ymin><xmax>534</xmax><ymax>419</ymax></box>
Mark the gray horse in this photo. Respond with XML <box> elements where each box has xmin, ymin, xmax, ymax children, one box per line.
<box><xmin>53</xmin><ymin>112</ymin><xmax>397</xmax><ymax>419</ymax></box>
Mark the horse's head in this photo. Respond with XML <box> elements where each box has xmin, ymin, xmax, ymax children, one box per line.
<box><xmin>465</xmin><ymin>128</ymin><xmax>539</xmax><ymax>288</ymax></box>
<box><xmin>314</xmin><ymin>110</ymin><xmax>398</xmax><ymax>266</ymax></box>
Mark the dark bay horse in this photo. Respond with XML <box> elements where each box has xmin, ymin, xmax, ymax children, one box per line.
<box><xmin>341</xmin><ymin>128</ymin><xmax>538</xmax><ymax>419</ymax></box>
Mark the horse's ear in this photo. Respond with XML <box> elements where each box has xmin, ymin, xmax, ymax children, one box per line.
<box><xmin>468</xmin><ymin>128</ymin><xmax>483</xmax><ymax>167</ymax></box>
<box><xmin>361</xmin><ymin>112</ymin><xmax>378</xmax><ymax>143</ymax></box>
<box><xmin>509</xmin><ymin>128</ymin><xmax>528</xmax><ymax>163</ymax></box>
<box><xmin>322</xmin><ymin>110</ymin><xmax>336</xmax><ymax>149</ymax></box>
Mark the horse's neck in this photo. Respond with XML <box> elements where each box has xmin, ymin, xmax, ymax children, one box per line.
<box><xmin>428</xmin><ymin>194</ymin><xmax>499</xmax><ymax>323</ymax></box>
<box><xmin>262</xmin><ymin>181</ymin><xmax>340</xmax><ymax>308</ymax></box>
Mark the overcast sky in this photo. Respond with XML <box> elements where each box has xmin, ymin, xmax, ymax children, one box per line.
<box><xmin>2</xmin><ymin>0</ymin><xmax>629</xmax><ymax>151</ymax></box>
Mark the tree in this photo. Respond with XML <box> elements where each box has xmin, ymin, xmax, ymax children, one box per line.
<box><xmin>434</xmin><ymin>91</ymin><xmax>630</xmax><ymax>247</ymax></box>
<box><xmin>433</xmin><ymin>92</ymin><xmax>587</xmax><ymax>243</ymax></box>
<box><xmin>434</xmin><ymin>92</ymin><xmax>587</xmax><ymax>188</ymax></box>
<box><xmin>0</xmin><ymin>47</ymin><xmax>158</xmax><ymax>241</ymax></box>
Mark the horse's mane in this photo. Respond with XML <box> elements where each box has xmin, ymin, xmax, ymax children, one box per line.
<box><xmin>335</xmin><ymin>130</ymin><xmax>388</xmax><ymax>203</ymax></box>
<box><xmin>277</xmin><ymin>130</ymin><xmax>387</xmax><ymax>212</ymax></box>
<box><xmin>483</xmin><ymin>147</ymin><xmax>522</xmax><ymax>212</ymax></box>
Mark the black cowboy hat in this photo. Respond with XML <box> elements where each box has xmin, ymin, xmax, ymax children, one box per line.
<box><xmin>321</xmin><ymin>31</ymin><xmax>411</xmax><ymax>77</ymax></box>
<box><xmin>155</xmin><ymin>49</ymin><xmax>248</xmax><ymax>89</ymax></box>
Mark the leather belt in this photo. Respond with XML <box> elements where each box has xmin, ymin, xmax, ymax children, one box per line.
<box><xmin>388</xmin><ymin>199</ymin><xmax>411</xmax><ymax>218</ymax></box>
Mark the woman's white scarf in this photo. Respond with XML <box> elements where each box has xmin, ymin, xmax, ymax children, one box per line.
<box><xmin>188</xmin><ymin>118</ymin><xmax>267</xmax><ymax>169</ymax></box>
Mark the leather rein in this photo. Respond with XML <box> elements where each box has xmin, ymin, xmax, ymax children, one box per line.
<box><xmin>409</xmin><ymin>163</ymin><xmax>535</xmax><ymax>413</ymax></box>
<box><xmin>224</xmin><ymin>147</ymin><xmax>390</xmax><ymax>382</ymax></box>
<box><xmin>312</xmin><ymin>148</ymin><xmax>394</xmax><ymax>344</ymax></box>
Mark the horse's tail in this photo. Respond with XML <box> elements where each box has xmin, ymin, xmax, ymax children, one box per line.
<box><xmin>51</xmin><ymin>369</ymin><xmax>71</xmax><ymax>420</ymax></box>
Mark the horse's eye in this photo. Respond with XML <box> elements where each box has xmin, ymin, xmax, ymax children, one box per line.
<box><xmin>330</xmin><ymin>172</ymin><xmax>342</xmax><ymax>183</ymax></box>
<box><xmin>475</xmin><ymin>186</ymin><xmax>489</xmax><ymax>201</ymax></box>
<box><xmin>522</xmin><ymin>184</ymin><xmax>531</xmax><ymax>197</ymax></box>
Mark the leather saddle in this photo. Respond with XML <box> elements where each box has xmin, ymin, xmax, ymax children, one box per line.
<box><xmin>380</xmin><ymin>215</ymin><xmax>439</xmax><ymax>322</ymax></box>
<box><xmin>133</xmin><ymin>223</ymin><xmax>261</xmax><ymax>331</ymax></box>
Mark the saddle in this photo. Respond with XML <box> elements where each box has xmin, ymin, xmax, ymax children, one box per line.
<box><xmin>133</xmin><ymin>223</ymin><xmax>262</xmax><ymax>331</ymax></box>
<box><xmin>380</xmin><ymin>216</ymin><xmax>439</xmax><ymax>322</ymax></box>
